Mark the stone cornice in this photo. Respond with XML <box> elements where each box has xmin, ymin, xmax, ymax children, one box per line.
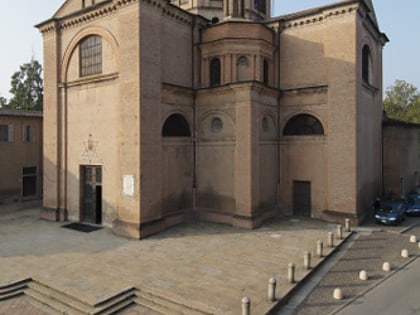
<box><xmin>36</xmin><ymin>0</ymin><xmax>120</xmax><ymax>34</ymax></box>
<box><xmin>60</xmin><ymin>72</ymin><xmax>119</xmax><ymax>88</ymax></box>
<box><xmin>0</xmin><ymin>110</ymin><xmax>43</xmax><ymax>118</ymax></box>
<box><xmin>162</xmin><ymin>82</ymin><xmax>194</xmax><ymax>93</ymax></box>
<box><xmin>200</xmin><ymin>37</ymin><xmax>274</xmax><ymax>50</ymax></box>
<box><xmin>281</xmin><ymin>84</ymin><xmax>328</xmax><ymax>95</ymax></box>
<box><xmin>37</xmin><ymin>0</ymin><xmax>196</xmax><ymax>35</ymax></box>
<box><xmin>357</xmin><ymin>5</ymin><xmax>389</xmax><ymax>45</ymax></box>
<box><xmin>279</xmin><ymin>4</ymin><xmax>358</xmax><ymax>30</ymax></box>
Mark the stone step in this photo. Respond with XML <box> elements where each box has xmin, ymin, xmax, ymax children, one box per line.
<box><xmin>0</xmin><ymin>290</ymin><xmax>25</xmax><ymax>301</ymax></box>
<box><xmin>0</xmin><ymin>279</ymin><xmax>30</xmax><ymax>300</ymax></box>
<box><xmin>94</xmin><ymin>298</ymin><xmax>134</xmax><ymax>315</ymax></box>
<box><xmin>124</xmin><ymin>304</ymin><xmax>165</xmax><ymax>315</ymax></box>
<box><xmin>135</xmin><ymin>289</ymin><xmax>212</xmax><ymax>315</ymax></box>
<box><xmin>91</xmin><ymin>287</ymin><xmax>136</xmax><ymax>314</ymax></box>
<box><xmin>25</xmin><ymin>280</ymin><xmax>136</xmax><ymax>315</ymax></box>
<box><xmin>25</xmin><ymin>287</ymin><xmax>85</xmax><ymax>315</ymax></box>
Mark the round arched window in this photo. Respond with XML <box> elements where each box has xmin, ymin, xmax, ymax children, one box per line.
<box><xmin>211</xmin><ymin>117</ymin><xmax>223</xmax><ymax>133</ymax></box>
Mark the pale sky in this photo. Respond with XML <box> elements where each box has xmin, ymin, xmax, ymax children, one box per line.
<box><xmin>0</xmin><ymin>0</ymin><xmax>418</xmax><ymax>99</ymax></box>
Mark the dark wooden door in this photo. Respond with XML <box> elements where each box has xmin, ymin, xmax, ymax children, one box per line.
<box><xmin>22</xmin><ymin>167</ymin><xmax>37</xmax><ymax>198</ymax></box>
<box><xmin>81</xmin><ymin>166</ymin><xmax>102</xmax><ymax>224</ymax></box>
<box><xmin>293</xmin><ymin>181</ymin><xmax>311</xmax><ymax>217</ymax></box>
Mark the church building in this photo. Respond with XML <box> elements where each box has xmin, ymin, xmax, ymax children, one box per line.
<box><xmin>37</xmin><ymin>0</ymin><xmax>388</xmax><ymax>238</ymax></box>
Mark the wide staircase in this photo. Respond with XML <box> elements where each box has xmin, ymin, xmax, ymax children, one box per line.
<box><xmin>0</xmin><ymin>279</ymin><xmax>213</xmax><ymax>314</ymax></box>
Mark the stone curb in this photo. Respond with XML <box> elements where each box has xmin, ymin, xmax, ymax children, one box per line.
<box><xmin>266</xmin><ymin>231</ymin><xmax>355</xmax><ymax>315</ymax></box>
<box><xmin>399</xmin><ymin>221</ymin><xmax>420</xmax><ymax>234</ymax></box>
<box><xmin>327</xmin><ymin>254</ymin><xmax>419</xmax><ymax>315</ymax></box>
<box><xmin>327</xmin><ymin>221</ymin><xmax>420</xmax><ymax>315</ymax></box>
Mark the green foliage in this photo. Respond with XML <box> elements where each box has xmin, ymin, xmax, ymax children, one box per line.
<box><xmin>8</xmin><ymin>59</ymin><xmax>43</xmax><ymax>111</ymax></box>
<box><xmin>0</xmin><ymin>96</ymin><xmax>7</xmax><ymax>109</ymax></box>
<box><xmin>383</xmin><ymin>80</ymin><xmax>420</xmax><ymax>123</ymax></box>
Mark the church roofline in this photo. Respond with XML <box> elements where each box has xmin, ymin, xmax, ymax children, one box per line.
<box><xmin>269</xmin><ymin>0</ymin><xmax>388</xmax><ymax>43</ymax></box>
<box><xmin>36</xmin><ymin>0</ymin><xmax>114</xmax><ymax>29</ymax></box>
<box><xmin>36</xmin><ymin>0</ymin><xmax>209</xmax><ymax>33</ymax></box>
<box><xmin>270</xmin><ymin>0</ymin><xmax>359</xmax><ymax>21</ymax></box>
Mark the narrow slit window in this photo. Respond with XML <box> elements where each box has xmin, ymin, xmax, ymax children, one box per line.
<box><xmin>263</xmin><ymin>59</ymin><xmax>269</xmax><ymax>85</ymax></box>
<box><xmin>362</xmin><ymin>45</ymin><xmax>372</xmax><ymax>84</ymax></box>
<box><xmin>210</xmin><ymin>58</ymin><xmax>221</xmax><ymax>87</ymax></box>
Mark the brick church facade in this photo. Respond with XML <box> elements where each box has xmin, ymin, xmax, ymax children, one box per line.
<box><xmin>37</xmin><ymin>0</ymin><xmax>389</xmax><ymax>238</ymax></box>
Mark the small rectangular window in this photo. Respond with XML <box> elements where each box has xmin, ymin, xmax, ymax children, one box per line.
<box><xmin>23</xmin><ymin>125</ymin><xmax>34</xmax><ymax>143</ymax></box>
<box><xmin>0</xmin><ymin>125</ymin><xmax>13</xmax><ymax>142</ymax></box>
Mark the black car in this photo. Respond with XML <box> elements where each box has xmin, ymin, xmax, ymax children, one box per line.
<box><xmin>374</xmin><ymin>201</ymin><xmax>406</xmax><ymax>225</ymax></box>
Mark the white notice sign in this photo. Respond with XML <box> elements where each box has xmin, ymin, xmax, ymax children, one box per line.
<box><xmin>123</xmin><ymin>175</ymin><xmax>135</xmax><ymax>196</ymax></box>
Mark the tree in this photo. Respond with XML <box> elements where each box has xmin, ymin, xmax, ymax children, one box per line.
<box><xmin>383</xmin><ymin>80</ymin><xmax>420</xmax><ymax>123</ymax></box>
<box><xmin>0</xmin><ymin>96</ymin><xmax>7</xmax><ymax>109</ymax></box>
<box><xmin>8</xmin><ymin>59</ymin><xmax>43</xmax><ymax>111</ymax></box>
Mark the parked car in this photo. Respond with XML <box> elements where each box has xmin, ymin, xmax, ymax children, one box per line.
<box><xmin>404</xmin><ymin>194</ymin><xmax>420</xmax><ymax>216</ymax></box>
<box><xmin>374</xmin><ymin>201</ymin><xmax>406</xmax><ymax>225</ymax></box>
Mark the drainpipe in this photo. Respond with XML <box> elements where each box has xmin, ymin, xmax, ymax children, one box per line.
<box><xmin>400</xmin><ymin>176</ymin><xmax>405</xmax><ymax>198</ymax></box>
<box><xmin>192</xmin><ymin>16</ymin><xmax>197</xmax><ymax>209</ymax></box>
<box><xmin>276</xmin><ymin>20</ymin><xmax>281</xmax><ymax>207</ymax></box>
<box><xmin>381</xmin><ymin>117</ymin><xmax>385</xmax><ymax>196</ymax></box>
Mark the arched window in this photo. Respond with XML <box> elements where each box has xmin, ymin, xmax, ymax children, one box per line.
<box><xmin>210</xmin><ymin>58</ymin><xmax>221</xmax><ymax>87</ymax></box>
<box><xmin>283</xmin><ymin>114</ymin><xmax>324</xmax><ymax>136</ymax></box>
<box><xmin>362</xmin><ymin>45</ymin><xmax>372</xmax><ymax>84</ymax></box>
<box><xmin>162</xmin><ymin>114</ymin><xmax>191</xmax><ymax>137</ymax></box>
<box><xmin>80</xmin><ymin>35</ymin><xmax>102</xmax><ymax>77</ymax></box>
<box><xmin>237</xmin><ymin>56</ymin><xmax>249</xmax><ymax>82</ymax></box>
<box><xmin>263</xmin><ymin>59</ymin><xmax>269</xmax><ymax>85</ymax></box>
<box><xmin>210</xmin><ymin>117</ymin><xmax>223</xmax><ymax>133</ymax></box>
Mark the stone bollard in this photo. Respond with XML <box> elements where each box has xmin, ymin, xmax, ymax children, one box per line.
<box><xmin>328</xmin><ymin>232</ymin><xmax>334</xmax><ymax>248</ymax></box>
<box><xmin>345</xmin><ymin>218</ymin><xmax>351</xmax><ymax>232</ymax></box>
<box><xmin>410</xmin><ymin>235</ymin><xmax>417</xmax><ymax>243</ymax></box>
<box><xmin>242</xmin><ymin>297</ymin><xmax>250</xmax><ymax>315</ymax></box>
<box><xmin>268</xmin><ymin>278</ymin><xmax>276</xmax><ymax>302</ymax></box>
<box><xmin>333</xmin><ymin>288</ymin><xmax>343</xmax><ymax>300</ymax></box>
<box><xmin>401</xmin><ymin>249</ymin><xmax>409</xmax><ymax>258</ymax></box>
<box><xmin>336</xmin><ymin>224</ymin><xmax>343</xmax><ymax>240</ymax></box>
<box><xmin>288</xmin><ymin>263</ymin><xmax>296</xmax><ymax>284</ymax></box>
<box><xmin>304</xmin><ymin>251</ymin><xmax>311</xmax><ymax>270</ymax></box>
<box><xmin>418</xmin><ymin>242</ymin><xmax>420</xmax><ymax>249</ymax></box>
<box><xmin>359</xmin><ymin>270</ymin><xmax>368</xmax><ymax>281</ymax></box>
<box><xmin>382</xmin><ymin>262</ymin><xmax>392</xmax><ymax>272</ymax></box>
<box><xmin>316</xmin><ymin>240</ymin><xmax>324</xmax><ymax>258</ymax></box>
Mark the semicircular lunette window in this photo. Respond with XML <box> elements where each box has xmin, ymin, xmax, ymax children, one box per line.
<box><xmin>162</xmin><ymin>114</ymin><xmax>191</xmax><ymax>137</ymax></box>
<box><xmin>283</xmin><ymin>114</ymin><xmax>324</xmax><ymax>136</ymax></box>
